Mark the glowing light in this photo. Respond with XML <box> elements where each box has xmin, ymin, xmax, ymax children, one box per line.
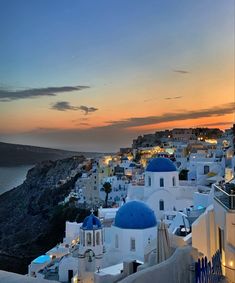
<box><xmin>205</xmin><ymin>139</ymin><xmax>217</xmax><ymax>144</ymax></box>
<box><xmin>165</xmin><ymin>148</ymin><xmax>174</xmax><ymax>155</ymax></box>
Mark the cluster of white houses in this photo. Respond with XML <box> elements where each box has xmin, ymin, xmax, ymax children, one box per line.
<box><xmin>1</xmin><ymin>127</ymin><xmax>234</xmax><ymax>282</ymax></box>
<box><xmin>26</xmin><ymin>133</ymin><xmax>235</xmax><ymax>283</ymax></box>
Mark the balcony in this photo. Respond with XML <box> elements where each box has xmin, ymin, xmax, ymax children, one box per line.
<box><xmin>214</xmin><ymin>183</ymin><xmax>235</xmax><ymax>211</ymax></box>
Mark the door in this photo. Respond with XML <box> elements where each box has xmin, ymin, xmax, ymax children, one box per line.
<box><xmin>68</xmin><ymin>269</ymin><xmax>73</xmax><ymax>282</ymax></box>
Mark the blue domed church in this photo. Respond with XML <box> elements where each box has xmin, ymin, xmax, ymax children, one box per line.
<box><xmin>78</xmin><ymin>212</ymin><xmax>104</xmax><ymax>275</ymax></box>
<box><xmin>106</xmin><ymin>201</ymin><xmax>157</xmax><ymax>262</ymax></box>
<box><xmin>127</xmin><ymin>157</ymin><xmax>193</xmax><ymax>219</ymax></box>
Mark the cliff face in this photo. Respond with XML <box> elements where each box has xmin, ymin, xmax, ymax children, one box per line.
<box><xmin>0</xmin><ymin>156</ymin><xmax>89</xmax><ymax>274</ymax></box>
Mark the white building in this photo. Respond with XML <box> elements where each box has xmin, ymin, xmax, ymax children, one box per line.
<box><xmin>78</xmin><ymin>213</ymin><xmax>105</xmax><ymax>275</ymax></box>
<box><xmin>192</xmin><ymin>180</ymin><xmax>235</xmax><ymax>282</ymax></box>
<box><xmin>127</xmin><ymin>157</ymin><xmax>196</xmax><ymax>220</ymax></box>
<box><xmin>108</xmin><ymin>201</ymin><xmax>157</xmax><ymax>263</ymax></box>
<box><xmin>187</xmin><ymin>153</ymin><xmax>224</xmax><ymax>185</ymax></box>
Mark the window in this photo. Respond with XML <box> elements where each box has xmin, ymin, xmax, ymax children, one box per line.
<box><xmin>172</xmin><ymin>176</ymin><xmax>176</xmax><ymax>186</ymax></box>
<box><xmin>204</xmin><ymin>165</ymin><xmax>210</xmax><ymax>174</ymax></box>
<box><xmin>82</xmin><ymin>231</ymin><xmax>85</xmax><ymax>246</ymax></box>
<box><xmin>160</xmin><ymin>178</ymin><xmax>164</xmax><ymax>187</ymax></box>
<box><xmin>87</xmin><ymin>232</ymin><xmax>92</xmax><ymax>246</ymax></box>
<box><xmin>218</xmin><ymin>227</ymin><xmax>224</xmax><ymax>254</ymax></box>
<box><xmin>148</xmin><ymin>176</ymin><xmax>151</xmax><ymax>187</ymax></box>
<box><xmin>130</xmin><ymin>238</ymin><xmax>136</xmax><ymax>251</ymax></box>
<box><xmin>159</xmin><ymin>199</ymin><xmax>164</xmax><ymax>211</ymax></box>
<box><xmin>115</xmin><ymin>234</ymin><xmax>119</xmax><ymax>248</ymax></box>
<box><xmin>96</xmin><ymin>232</ymin><xmax>100</xmax><ymax>245</ymax></box>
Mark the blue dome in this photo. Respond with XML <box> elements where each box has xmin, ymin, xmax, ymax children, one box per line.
<box><xmin>114</xmin><ymin>201</ymin><xmax>157</xmax><ymax>229</ymax></box>
<box><xmin>82</xmin><ymin>214</ymin><xmax>102</xmax><ymax>230</ymax></box>
<box><xmin>146</xmin><ymin>157</ymin><xmax>176</xmax><ymax>172</ymax></box>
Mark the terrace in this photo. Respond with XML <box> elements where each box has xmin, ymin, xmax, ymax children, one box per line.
<box><xmin>214</xmin><ymin>182</ymin><xmax>235</xmax><ymax>211</ymax></box>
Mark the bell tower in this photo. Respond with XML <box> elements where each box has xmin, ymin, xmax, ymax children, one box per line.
<box><xmin>78</xmin><ymin>210</ymin><xmax>104</xmax><ymax>276</ymax></box>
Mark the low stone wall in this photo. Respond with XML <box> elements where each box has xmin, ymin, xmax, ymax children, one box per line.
<box><xmin>119</xmin><ymin>246</ymin><xmax>199</xmax><ymax>283</ymax></box>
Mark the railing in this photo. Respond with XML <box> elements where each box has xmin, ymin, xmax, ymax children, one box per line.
<box><xmin>214</xmin><ymin>184</ymin><xmax>235</xmax><ymax>210</ymax></box>
<box><xmin>195</xmin><ymin>251</ymin><xmax>223</xmax><ymax>283</ymax></box>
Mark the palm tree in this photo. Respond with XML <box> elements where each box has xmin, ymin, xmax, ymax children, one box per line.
<box><xmin>102</xmin><ymin>182</ymin><xmax>112</xmax><ymax>208</ymax></box>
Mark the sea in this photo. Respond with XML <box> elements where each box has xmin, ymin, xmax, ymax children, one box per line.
<box><xmin>0</xmin><ymin>165</ymin><xmax>33</xmax><ymax>195</ymax></box>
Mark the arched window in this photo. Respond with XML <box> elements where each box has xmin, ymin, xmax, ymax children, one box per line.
<box><xmin>148</xmin><ymin>176</ymin><xmax>151</xmax><ymax>187</ymax></box>
<box><xmin>96</xmin><ymin>232</ymin><xmax>100</xmax><ymax>245</ymax></box>
<box><xmin>160</xmin><ymin>178</ymin><xmax>164</xmax><ymax>187</ymax></box>
<box><xmin>172</xmin><ymin>176</ymin><xmax>176</xmax><ymax>186</ymax></box>
<box><xmin>115</xmin><ymin>234</ymin><xmax>119</xmax><ymax>248</ymax></box>
<box><xmin>204</xmin><ymin>165</ymin><xmax>210</xmax><ymax>174</ymax></box>
<box><xmin>130</xmin><ymin>238</ymin><xmax>136</xmax><ymax>251</ymax></box>
<box><xmin>87</xmin><ymin>232</ymin><xmax>92</xmax><ymax>246</ymax></box>
<box><xmin>83</xmin><ymin>231</ymin><xmax>85</xmax><ymax>246</ymax></box>
<box><xmin>159</xmin><ymin>199</ymin><xmax>164</xmax><ymax>211</ymax></box>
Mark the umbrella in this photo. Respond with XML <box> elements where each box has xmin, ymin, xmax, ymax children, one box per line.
<box><xmin>156</xmin><ymin>220</ymin><xmax>171</xmax><ymax>264</ymax></box>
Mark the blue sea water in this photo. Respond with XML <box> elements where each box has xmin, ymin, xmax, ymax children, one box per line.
<box><xmin>0</xmin><ymin>165</ymin><xmax>33</xmax><ymax>195</ymax></box>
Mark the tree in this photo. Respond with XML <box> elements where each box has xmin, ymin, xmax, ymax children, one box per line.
<box><xmin>102</xmin><ymin>182</ymin><xmax>112</xmax><ymax>208</ymax></box>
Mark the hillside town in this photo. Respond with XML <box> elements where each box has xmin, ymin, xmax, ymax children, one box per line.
<box><xmin>15</xmin><ymin>126</ymin><xmax>234</xmax><ymax>283</ymax></box>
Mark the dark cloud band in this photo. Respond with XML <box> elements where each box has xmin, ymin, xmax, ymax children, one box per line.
<box><xmin>0</xmin><ymin>86</ymin><xmax>89</xmax><ymax>101</ymax></box>
<box><xmin>105</xmin><ymin>102</ymin><xmax>235</xmax><ymax>128</ymax></box>
<box><xmin>51</xmin><ymin>101</ymin><xmax>98</xmax><ymax>115</ymax></box>
<box><xmin>173</xmin><ymin>69</ymin><xmax>190</xmax><ymax>74</ymax></box>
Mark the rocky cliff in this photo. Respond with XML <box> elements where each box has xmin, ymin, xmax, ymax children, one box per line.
<box><xmin>0</xmin><ymin>156</ymin><xmax>90</xmax><ymax>274</ymax></box>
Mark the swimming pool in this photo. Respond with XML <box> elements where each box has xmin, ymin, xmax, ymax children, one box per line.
<box><xmin>32</xmin><ymin>255</ymin><xmax>51</xmax><ymax>264</ymax></box>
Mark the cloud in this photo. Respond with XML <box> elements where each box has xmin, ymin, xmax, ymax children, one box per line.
<box><xmin>165</xmin><ymin>96</ymin><xmax>183</xmax><ymax>100</ymax></box>
<box><xmin>173</xmin><ymin>69</ymin><xmax>190</xmax><ymax>74</ymax></box>
<box><xmin>79</xmin><ymin>122</ymin><xmax>90</xmax><ymax>126</ymax></box>
<box><xmin>79</xmin><ymin>105</ymin><xmax>98</xmax><ymax>115</ymax></box>
<box><xmin>198</xmin><ymin>121</ymin><xmax>233</xmax><ymax>127</ymax></box>
<box><xmin>71</xmin><ymin>117</ymin><xmax>89</xmax><ymax>123</ymax></box>
<box><xmin>0</xmin><ymin>85</ymin><xmax>89</xmax><ymax>101</ymax></box>
<box><xmin>105</xmin><ymin>102</ymin><xmax>235</xmax><ymax>129</ymax></box>
<box><xmin>2</xmin><ymin>102</ymin><xmax>233</xmax><ymax>153</ymax></box>
<box><xmin>51</xmin><ymin>101</ymin><xmax>98</xmax><ymax>115</ymax></box>
<box><xmin>51</xmin><ymin>101</ymin><xmax>79</xmax><ymax>111</ymax></box>
<box><xmin>144</xmin><ymin>96</ymin><xmax>183</xmax><ymax>102</ymax></box>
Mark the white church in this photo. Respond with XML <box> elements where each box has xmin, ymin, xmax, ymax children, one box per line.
<box><xmin>127</xmin><ymin>157</ymin><xmax>196</xmax><ymax>219</ymax></box>
<box><xmin>28</xmin><ymin>200</ymin><xmax>158</xmax><ymax>282</ymax></box>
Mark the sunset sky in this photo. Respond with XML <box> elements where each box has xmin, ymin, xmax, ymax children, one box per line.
<box><xmin>0</xmin><ymin>0</ymin><xmax>234</xmax><ymax>152</ymax></box>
